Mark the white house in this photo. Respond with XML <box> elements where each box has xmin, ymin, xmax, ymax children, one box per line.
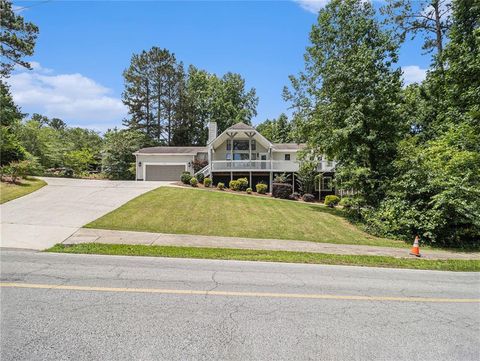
<box><xmin>134</xmin><ymin>122</ymin><xmax>336</xmax><ymax>194</ymax></box>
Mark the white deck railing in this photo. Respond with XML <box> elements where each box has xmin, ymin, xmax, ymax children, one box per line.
<box><xmin>210</xmin><ymin>160</ymin><xmax>335</xmax><ymax>172</ymax></box>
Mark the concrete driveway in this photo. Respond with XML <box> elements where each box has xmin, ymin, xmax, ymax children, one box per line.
<box><xmin>0</xmin><ymin>177</ymin><xmax>168</xmax><ymax>250</ymax></box>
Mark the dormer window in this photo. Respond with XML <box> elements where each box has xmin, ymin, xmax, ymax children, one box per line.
<box><xmin>285</xmin><ymin>154</ymin><xmax>291</xmax><ymax>161</ymax></box>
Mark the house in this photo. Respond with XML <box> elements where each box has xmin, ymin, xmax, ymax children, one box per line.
<box><xmin>134</xmin><ymin>122</ymin><xmax>336</xmax><ymax>196</ymax></box>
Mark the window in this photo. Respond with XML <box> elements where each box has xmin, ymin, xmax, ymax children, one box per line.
<box><xmin>233</xmin><ymin>140</ymin><xmax>249</xmax><ymax>150</ymax></box>
<box><xmin>251</xmin><ymin>140</ymin><xmax>256</xmax><ymax>150</ymax></box>
<box><xmin>234</xmin><ymin>153</ymin><xmax>250</xmax><ymax>160</ymax></box>
<box><xmin>284</xmin><ymin>154</ymin><xmax>291</xmax><ymax>161</ymax></box>
<box><xmin>226</xmin><ymin>139</ymin><xmax>232</xmax><ymax>150</ymax></box>
<box><xmin>322</xmin><ymin>177</ymin><xmax>333</xmax><ymax>191</ymax></box>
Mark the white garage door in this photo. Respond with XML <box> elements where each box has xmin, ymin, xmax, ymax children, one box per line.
<box><xmin>145</xmin><ymin>165</ymin><xmax>186</xmax><ymax>181</ymax></box>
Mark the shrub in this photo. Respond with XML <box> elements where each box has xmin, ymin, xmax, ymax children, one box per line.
<box><xmin>1</xmin><ymin>160</ymin><xmax>42</xmax><ymax>183</ymax></box>
<box><xmin>196</xmin><ymin>172</ymin><xmax>205</xmax><ymax>184</ymax></box>
<box><xmin>203</xmin><ymin>177</ymin><xmax>212</xmax><ymax>187</ymax></box>
<box><xmin>272</xmin><ymin>182</ymin><xmax>293</xmax><ymax>199</ymax></box>
<box><xmin>189</xmin><ymin>177</ymin><xmax>198</xmax><ymax>187</ymax></box>
<box><xmin>273</xmin><ymin>173</ymin><xmax>290</xmax><ymax>184</ymax></box>
<box><xmin>297</xmin><ymin>161</ymin><xmax>318</xmax><ymax>195</ymax></box>
<box><xmin>302</xmin><ymin>193</ymin><xmax>315</xmax><ymax>202</ymax></box>
<box><xmin>217</xmin><ymin>182</ymin><xmax>225</xmax><ymax>190</ymax></box>
<box><xmin>229</xmin><ymin>180</ymin><xmax>240</xmax><ymax>191</ymax></box>
<box><xmin>236</xmin><ymin>177</ymin><xmax>249</xmax><ymax>191</ymax></box>
<box><xmin>325</xmin><ymin>195</ymin><xmax>340</xmax><ymax>208</ymax></box>
<box><xmin>339</xmin><ymin>196</ymin><xmax>352</xmax><ymax>209</ymax></box>
<box><xmin>289</xmin><ymin>192</ymin><xmax>300</xmax><ymax>200</ymax></box>
<box><xmin>256</xmin><ymin>183</ymin><xmax>268</xmax><ymax>194</ymax></box>
<box><xmin>246</xmin><ymin>187</ymin><xmax>252</xmax><ymax>194</ymax></box>
<box><xmin>181</xmin><ymin>172</ymin><xmax>192</xmax><ymax>184</ymax></box>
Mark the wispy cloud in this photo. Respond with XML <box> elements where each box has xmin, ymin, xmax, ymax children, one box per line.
<box><xmin>402</xmin><ymin>65</ymin><xmax>427</xmax><ymax>85</ymax></box>
<box><xmin>6</xmin><ymin>63</ymin><xmax>127</xmax><ymax>132</ymax></box>
<box><xmin>294</xmin><ymin>0</ymin><xmax>330</xmax><ymax>14</ymax></box>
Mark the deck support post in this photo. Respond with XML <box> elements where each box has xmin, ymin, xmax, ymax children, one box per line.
<box><xmin>269</xmin><ymin>172</ymin><xmax>273</xmax><ymax>193</ymax></box>
<box><xmin>249</xmin><ymin>171</ymin><xmax>252</xmax><ymax>189</ymax></box>
<box><xmin>292</xmin><ymin>172</ymin><xmax>295</xmax><ymax>193</ymax></box>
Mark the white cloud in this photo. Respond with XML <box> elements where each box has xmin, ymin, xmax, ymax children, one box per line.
<box><xmin>294</xmin><ymin>0</ymin><xmax>330</xmax><ymax>14</ymax></box>
<box><xmin>402</xmin><ymin>65</ymin><xmax>427</xmax><ymax>85</ymax></box>
<box><xmin>294</xmin><ymin>0</ymin><xmax>372</xmax><ymax>14</ymax></box>
<box><xmin>6</xmin><ymin>64</ymin><xmax>127</xmax><ymax>131</ymax></box>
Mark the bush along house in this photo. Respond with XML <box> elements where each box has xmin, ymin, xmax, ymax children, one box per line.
<box><xmin>134</xmin><ymin>122</ymin><xmax>337</xmax><ymax>199</ymax></box>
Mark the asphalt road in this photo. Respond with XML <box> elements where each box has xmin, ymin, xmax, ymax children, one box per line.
<box><xmin>1</xmin><ymin>250</ymin><xmax>479</xmax><ymax>361</ymax></box>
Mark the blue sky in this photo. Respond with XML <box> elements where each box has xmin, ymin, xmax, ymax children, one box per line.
<box><xmin>8</xmin><ymin>0</ymin><xmax>430</xmax><ymax>132</ymax></box>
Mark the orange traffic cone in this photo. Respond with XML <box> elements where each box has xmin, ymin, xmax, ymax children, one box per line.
<box><xmin>409</xmin><ymin>235</ymin><xmax>421</xmax><ymax>257</ymax></box>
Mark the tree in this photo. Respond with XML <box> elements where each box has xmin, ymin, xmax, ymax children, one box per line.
<box><xmin>285</xmin><ymin>0</ymin><xmax>404</xmax><ymax>208</ymax></box>
<box><xmin>256</xmin><ymin>113</ymin><xmax>293</xmax><ymax>142</ymax></box>
<box><xmin>102</xmin><ymin>128</ymin><xmax>151</xmax><ymax>180</ymax></box>
<box><xmin>381</xmin><ymin>0</ymin><xmax>452</xmax><ymax>70</ymax></box>
<box><xmin>0</xmin><ymin>80</ymin><xmax>26</xmax><ymax>165</ymax></box>
<box><xmin>0</xmin><ymin>0</ymin><xmax>39</xmax><ymax>77</ymax></box>
<box><xmin>211</xmin><ymin>72</ymin><xmax>258</xmax><ymax>134</ymax></box>
<box><xmin>122</xmin><ymin>47</ymin><xmax>185</xmax><ymax>144</ymax></box>
<box><xmin>369</xmin><ymin>0</ymin><xmax>480</xmax><ymax>247</ymax></box>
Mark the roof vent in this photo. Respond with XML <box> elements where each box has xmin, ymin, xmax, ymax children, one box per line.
<box><xmin>207</xmin><ymin>122</ymin><xmax>217</xmax><ymax>144</ymax></box>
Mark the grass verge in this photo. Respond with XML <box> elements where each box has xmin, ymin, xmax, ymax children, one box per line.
<box><xmin>47</xmin><ymin>243</ymin><xmax>480</xmax><ymax>272</ymax></box>
<box><xmin>86</xmin><ymin>187</ymin><xmax>405</xmax><ymax>248</ymax></box>
<box><xmin>0</xmin><ymin>177</ymin><xmax>47</xmax><ymax>204</ymax></box>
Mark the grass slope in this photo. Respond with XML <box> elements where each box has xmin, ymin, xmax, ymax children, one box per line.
<box><xmin>48</xmin><ymin>244</ymin><xmax>480</xmax><ymax>272</ymax></box>
<box><xmin>86</xmin><ymin>187</ymin><xmax>404</xmax><ymax>248</ymax></box>
<box><xmin>0</xmin><ymin>178</ymin><xmax>47</xmax><ymax>204</ymax></box>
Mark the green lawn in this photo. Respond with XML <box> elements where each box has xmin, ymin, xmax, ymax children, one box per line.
<box><xmin>86</xmin><ymin>187</ymin><xmax>405</xmax><ymax>248</ymax></box>
<box><xmin>47</xmin><ymin>244</ymin><xmax>480</xmax><ymax>272</ymax></box>
<box><xmin>0</xmin><ymin>177</ymin><xmax>47</xmax><ymax>204</ymax></box>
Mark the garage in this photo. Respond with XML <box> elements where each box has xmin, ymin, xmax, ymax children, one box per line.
<box><xmin>145</xmin><ymin>164</ymin><xmax>186</xmax><ymax>181</ymax></box>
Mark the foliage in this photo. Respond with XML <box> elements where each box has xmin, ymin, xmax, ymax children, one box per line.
<box><xmin>1</xmin><ymin>159</ymin><xmax>40</xmax><ymax>183</ymax></box>
<box><xmin>339</xmin><ymin>196</ymin><xmax>353</xmax><ymax>209</ymax></box>
<box><xmin>273</xmin><ymin>172</ymin><xmax>290</xmax><ymax>184</ymax></box>
<box><xmin>272</xmin><ymin>183</ymin><xmax>293</xmax><ymax>199</ymax></box>
<box><xmin>217</xmin><ymin>182</ymin><xmax>225</xmax><ymax>190</ymax></box>
<box><xmin>285</xmin><ymin>0</ymin><xmax>404</xmax><ymax>208</ymax></box>
<box><xmin>256</xmin><ymin>183</ymin><xmax>268</xmax><ymax>194</ymax></box>
<box><xmin>289</xmin><ymin>192</ymin><xmax>301</xmax><ymax>200</ymax></box>
<box><xmin>102</xmin><ymin>128</ymin><xmax>150</xmax><ymax>180</ymax></box>
<box><xmin>324</xmin><ymin>195</ymin><xmax>340</xmax><ymax>208</ymax></box>
<box><xmin>381</xmin><ymin>0</ymin><xmax>451</xmax><ymax>69</ymax></box>
<box><xmin>191</xmin><ymin>158</ymin><xmax>208</xmax><ymax>173</ymax></box>
<box><xmin>256</xmin><ymin>113</ymin><xmax>293</xmax><ymax>142</ymax></box>
<box><xmin>122</xmin><ymin>50</ymin><xmax>258</xmax><ymax>146</ymax></box>
<box><xmin>196</xmin><ymin>172</ymin><xmax>205</xmax><ymax>184</ymax></box>
<box><xmin>296</xmin><ymin>161</ymin><xmax>317</xmax><ymax>195</ymax></box>
<box><xmin>63</xmin><ymin>149</ymin><xmax>95</xmax><ymax>175</ymax></box>
<box><xmin>189</xmin><ymin>177</ymin><xmax>198</xmax><ymax>187</ymax></box>
<box><xmin>362</xmin><ymin>1</ymin><xmax>480</xmax><ymax>248</ymax></box>
<box><xmin>0</xmin><ymin>81</ymin><xmax>26</xmax><ymax>165</ymax></box>
<box><xmin>122</xmin><ymin>47</ymin><xmax>184</xmax><ymax>144</ymax></box>
<box><xmin>236</xmin><ymin>177</ymin><xmax>249</xmax><ymax>191</ymax></box>
<box><xmin>203</xmin><ymin>177</ymin><xmax>212</xmax><ymax>187</ymax></box>
<box><xmin>302</xmin><ymin>193</ymin><xmax>315</xmax><ymax>202</ymax></box>
<box><xmin>180</xmin><ymin>172</ymin><xmax>192</xmax><ymax>185</ymax></box>
<box><xmin>246</xmin><ymin>187</ymin><xmax>252</xmax><ymax>194</ymax></box>
<box><xmin>0</xmin><ymin>0</ymin><xmax>39</xmax><ymax>77</ymax></box>
<box><xmin>229</xmin><ymin>180</ymin><xmax>240</xmax><ymax>191</ymax></box>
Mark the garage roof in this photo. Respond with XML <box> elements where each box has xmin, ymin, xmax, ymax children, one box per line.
<box><xmin>135</xmin><ymin>146</ymin><xmax>207</xmax><ymax>155</ymax></box>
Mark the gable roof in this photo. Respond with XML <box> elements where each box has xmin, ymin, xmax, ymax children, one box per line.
<box><xmin>226</xmin><ymin>122</ymin><xmax>255</xmax><ymax>131</ymax></box>
<box><xmin>135</xmin><ymin>146</ymin><xmax>207</xmax><ymax>155</ymax></box>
